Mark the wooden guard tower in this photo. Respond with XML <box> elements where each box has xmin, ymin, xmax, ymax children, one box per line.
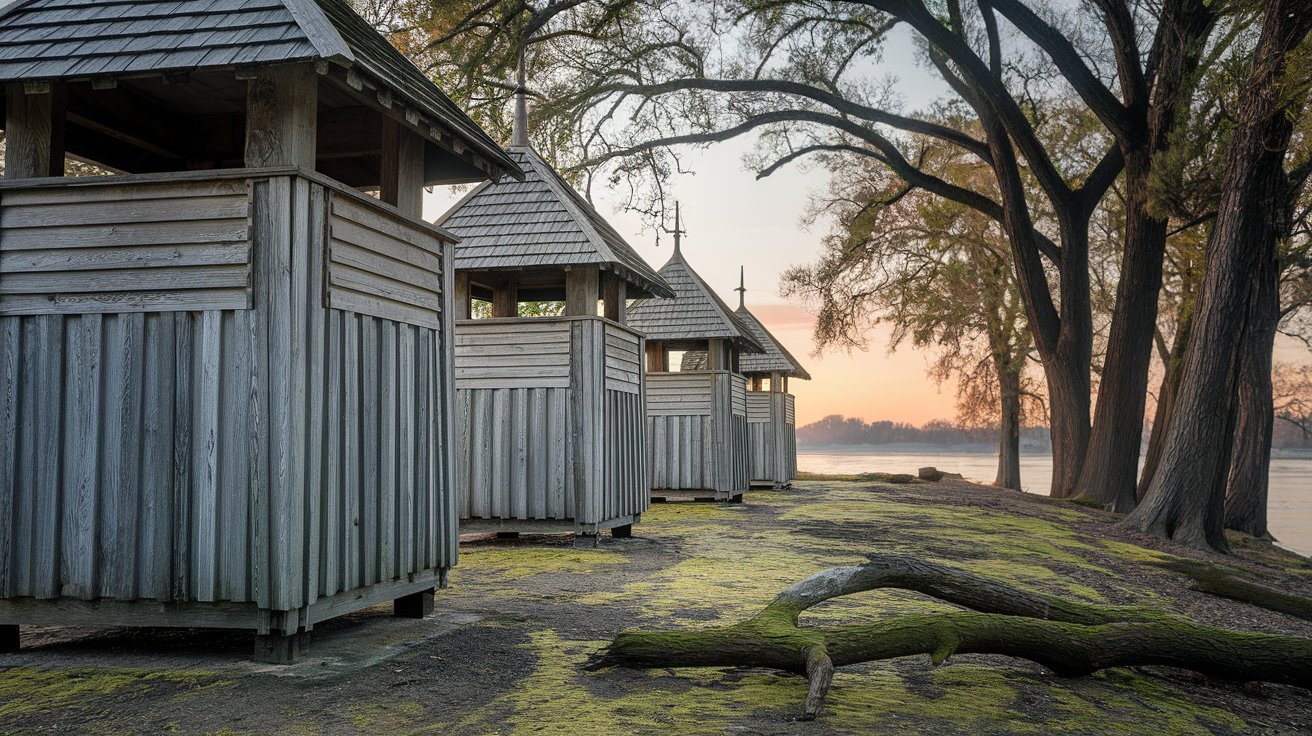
<box><xmin>438</xmin><ymin>77</ymin><xmax>674</xmax><ymax>545</ymax></box>
<box><xmin>734</xmin><ymin>269</ymin><xmax>811</xmax><ymax>488</ymax></box>
<box><xmin>0</xmin><ymin>0</ymin><xmax>519</xmax><ymax>661</ymax></box>
<box><xmin>626</xmin><ymin>208</ymin><xmax>765</xmax><ymax>502</ymax></box>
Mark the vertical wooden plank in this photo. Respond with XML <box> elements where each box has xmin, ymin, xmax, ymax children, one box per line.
<box><xmin>416</xmin><ymin>327</ymin><xmax>433</xmax><ymax>568</ymax></box>
<box><xmin>379</xmin><ymin>322</ymin><xmax>397</xmax><ymax>581</ymax></box>
<box><xmin>192</xmin><ymin>310</ymin><xmax>222</xmax><ymax>602</ymax></box>
<box><xmin>398</xmin><ymin>325</ymin><xmax>415</xmax><ymax>576</ymax></box>
<box><xmin>60</xmin><ymin>315</ymin><xmax>101</xmax><ymax>599</ymax></box>
<box><xmin>548</xmin><ymin>388</ymin><xmax>567</xmax><ymax>518</ymax></box>
<box><xmin>529</xmin><ymin>388</ymin><xmax>547</xmax><ymax>519</ymax></box>
<box><xmin>360</xmin><ymin>316</ymin><xmax>379</xmax><ymax>585</ymax></box>
<box><xmin>511</xmin><ymin>387</ymin><xmax>528</xmax><ymax>519</ymax></box>
<box><xmin>380</xmin><ymin>120</ymin><xmax>425</xmax><ymax>216</ymax></box>
<box><xmin>469</xmin><ymin>389</ymin><xmax>489</xmax><ymax>518</ymax></box>
<box><xmin>109</xmin><ymin>314</ymin><xmax>145</xmax><ymax>599</ymax></box>
<box><xmin>218</xmin><ymin>311</ymin><xmax>252</xmax><ymax>602</ymax></box>
<box><xmin>454</xmin><ymin>384</ymin><xmax>471</xmax><ymax>519</ymax></box>
<box><xmin>303</xmin><ymin>182</ymin><xmax>326</xmax><ymax>603</ymax></box>
<box><xmin>138</xmin><ymin>313</ymin><xmax>175</xmax><ymax>600</ymax></box>
<box><xmin>0</xmin><ymin>317</ymin><xmax>19</xmax><ymax>597</ymax></box>
<box><xmin>30</xmin><ymin>316</ymin><xmax>63</xmax><ymax>598</ymax></box>
<box><xmin>490</xmin><ymin>389</ymin><xmax>509</xmax><ymax>518</ymax></box>
<box><xmin>97</xmin><ymin>315</ymin><xmax>125</xmax><ymax>601</ymax></box>
<box><xmin>4</xmin><ymin>83</ymin><xmax>65</xmax><ymax>179</ymax></box>
<box><xmin>323</xmin><ymin>309</ymin><xmax>343</xmax><ymax>596</ymax></box>
<box><xmin>342</xmin><ymin>313</ymin><xmax>361</xmax><ymax>590</ymax></box>
<box><xmin>246</xmin><ymin>178</ymin><xmax>271</xmax><ymax>610</ymax></box>
<box><xmin>172</xmin><ymin>313</ymin><xmax>194</xmax><ymax>602</ymax></box>
<box><xmin>439</xmin><ymin>238</ymin><xmax>459</xmax><ymax>568</ymax></box>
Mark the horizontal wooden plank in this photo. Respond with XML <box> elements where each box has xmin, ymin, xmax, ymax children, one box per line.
<box><xmin>0</xmin><ymin>264</ymin><xmax>249</xmax><ymax>294</ymax></box>
<box><xmin>328</xmin><ymin>263</ymin><xmax>441</xmax><ymax>311</ymax></box>
<box><xmin>0</xmin><ymin>219</ymin><xmax>248</xmax><ymax>251</ymax></box>
<box><xmin>456</xmin><ymin>353</ymin><xmax>571</xmax><ymax>369</ymax></box>
<box><xmin>328</xmin><ymin>288</ymin><xmax>440</xmax><ymax>330</ymax></box>
<box><xmin>0</xmin><ymin>288</ymin><xmax>249</xmax><ymax>315</ymax></box>
<box><xmin>332</xmin><ymin>197</ymin><xmax>442</xmax><ymax>256</ymax></box>
<box><xmin>454</xmin><ymin>366</ymin><xmax>571</xmax><ymax>379</ymax></box>
<box><xmin>330</xmin><ymin>219</ymin><xmax>442</xmax><ymax>273</ymax></box>
<box><xmin>0</xmin><ymin>178</ymin><xmax>248</xmax><ymax>207</ymax></box>
<box><xmin>330</xmin><ymin>241</ymin><xmax>440</xmax><ymax>294</ymax></box>
<box><xmin>454</xmin><ymin>343</ymin><xmax>571</xmax><ymax>358</ymax></box>
<box><xmin>1</xmin><ymin>195</ymin><xmax>248</xmax><ymax>229</ymax></box>
<box><xmin>0</xmin><ymin>243</ymin><xmax>248</xmax><ymax>273</ymax></box>
<box><xmin>455</xmin><ymin>377</ymin><xmax>571</xmax><ymax>390</ymax></box>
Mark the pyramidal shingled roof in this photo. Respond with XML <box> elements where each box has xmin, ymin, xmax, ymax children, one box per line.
<box><xmin>0</xmin><ymin>0</ymin><xmax>517</xmax><ymax>178</ymax></box>
<box><xmin>437</xmin><ymin>146</ymin><xmax>674</xmax><ymax>299</ymax></box>
<box><xmin>735</xmin><ymin>304</ymin><xmax>811</xmax><ymax>380</ymax></box>
<box><xmin>627</xmin><ymin>250</ymin><xmax>764</xmax><ymax>353</ymax></box>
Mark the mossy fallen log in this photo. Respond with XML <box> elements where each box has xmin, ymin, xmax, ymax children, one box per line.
<box><xmin>1151</xmin><ymin>558</ymin><xmax>1312</xmax><ymax>621</ymax></box>
<box><xmin>586</xmin><ymin>553</ymin><xmax>1312</xmax><ymax>719</ymax></box>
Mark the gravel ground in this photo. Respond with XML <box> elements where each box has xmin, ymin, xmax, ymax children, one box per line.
<box><xmin>2</xmin><ymin>478</ymin><xmax>1311</xmax><ymax>735</ymax></box>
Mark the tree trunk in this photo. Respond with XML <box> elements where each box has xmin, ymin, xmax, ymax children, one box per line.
<box><xmin>993</xmin><ymin>351</ymin><xmax>1022</xmax><ymax>490</ymax></box>
<box><xmin>589</xmin><ymin>553</ymin><xmax>1312</xmax><ymax>720</ymax></box>
<box><xmin>1073</xmin><ymin>154</ymin><xmax>1165</xmax><ymax>511</ymax></box>
<box><xmin>1224</xmin><ymin>255</ymin><xmax>1280</xmax><ymax>538</ymax></box>
<box><xmin>1138</xmin><ymin>309</ymin><xmax>1193</xmax><ymax>501</ymax></box>
<box><xmin>1124</xmin><ymin>0</ymin><xmax>1311</xmax><ymax>552</ymax></box>
<box><xmin>1044</xmin><ymin>215</ymin><xmax>1094</xmax><ymax>499</ymax></box>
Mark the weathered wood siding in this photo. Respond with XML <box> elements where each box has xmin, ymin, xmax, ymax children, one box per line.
<box><xmin>746</xmin><ymin>390</ymin><xmax>798</xmax><ymax>486</ymax></box>
<box><xmin>646</xmin><ymin>371</ymin><xmax>749</xmax><ymax>497</ymax></box>
<box><xmin>0</xmin><ymin>178</ymin><xmax>252</xmax><ymax>315</ymax></box>
<box><xmin>453</xmin><ymin>316</ymin><xmax>647</xmax><ymax>529</ymax></box>
<box><xmin>0</xmin><ymin>169</ymin><xmax>456</xmax><ymax>630</ymax></box>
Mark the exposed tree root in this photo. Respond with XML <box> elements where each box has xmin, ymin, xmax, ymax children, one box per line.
<box><xmin>1152</xmin><ymin>558</ymin><xmax>1312</xmax><ymax>621</ymax></box>
<box><xmin>586</xmin><ymin>553</ymin><xmax>1312</xmax><ymax>719</ymax></box>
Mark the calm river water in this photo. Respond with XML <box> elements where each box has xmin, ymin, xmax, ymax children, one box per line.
<box><xmin>799</xmin><ymin>447</ymin><xmax>1312</xmax><ymax>556</ymax></box>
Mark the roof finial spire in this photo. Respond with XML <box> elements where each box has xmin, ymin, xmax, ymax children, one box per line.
<box><xmin>669</xmin><ymin>200</ymin><xmax>686</xmax><ymax>255</ymax></box>
<box><xmin>511</xmin><ymin>43</ymin><xmax>529</xmax><ymax>147</ymax></box>
<box><xmin>735</xmin><ymin>265</ymin><xmax>746</xmax><ymax>309</ymax></box>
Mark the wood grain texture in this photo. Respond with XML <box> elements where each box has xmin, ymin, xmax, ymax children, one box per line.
<box><xmin>646</xmin><ymin>371</ymin><xmax>751</xmax><ymax>497</ymax></box>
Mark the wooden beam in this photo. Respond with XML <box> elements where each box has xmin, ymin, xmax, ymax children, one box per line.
<box><xmin>646</xmin><ymin>341</ymin><xmax>665</xmax><ymax>372</ymax></box>
<box><xmin>602</xmin><ymin>272</ymin><xmax>627</xmax><ymax>323</ymax></box>
<box><xmin>454</xmin><ymin>271</ymin><xmax>471</xmax><ymax>320</ymax></box>
<box><xmin>5</xmin><ymin>82</ymin><xmax>65</xmax><ymax>179</ymax></box>
<box><xmin>245</xmin><ymin>64</ymin><xmax>317</xmax><ymax>168</ymax></box>
<box><xmin>565</xmin><ymin>266</ymin><xmax>599</xmax><ymax>317</ymax></box>
<box><xmin>65</xmin><ymin>84</ymin><xmax>185</xmax><ymax>161</ymax></box>
<box><xmin>707</xmin><ymin>339</ymin><xmax>725</xmax><ymax>371</ymax></box>
<box><xmin>491</xmin><ymin>282</ymin><xmax>518</xmax><ymax>317</ymax></box>
<box><xmin>380</xmin><ymin>116</ymin><xmax>425</xmax><ymax>217</ymax></box>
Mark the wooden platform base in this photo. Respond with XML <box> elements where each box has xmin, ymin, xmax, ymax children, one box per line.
<box><xmin>254</xmin><ymin>631</ymin><xmax>308</xmax><ymax>664</ymax></box>
<box><xmin>750</xmin><ymin>480</ymin><xmax>792</xmax><ymax>490</ymax></box>
<box><xmin>393</xmin><ymin>588</ymin><xmax>435</xmax><ymax>619</ymax></box>
<box><xmin>651</xmin><ymin>491</ymin><xmax>744</xmax><ymax>504</ymax></box>
<box><xmin>461</xmin><ymin>514</ymin><xmax>641</xmax><ymax>540</ymax></box>
<box><xmin>1</xmin><ymin>625</ymin><xmax>17</xmax><ymax>653</ymax></box>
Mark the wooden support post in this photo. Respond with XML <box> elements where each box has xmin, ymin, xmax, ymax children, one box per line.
<box><xmin>453</xmin><ymin>272</ymin><xmax>472</xmax><ymax>319</ymax></box>
<box><xmin>646</xmin><ymin>341</ymin><xmax>665</xmax><ymax>372</ymax></box>
<box><xmin>245</xmin><ymin>64</ymin><xmax>317</xmax><ymax>169</ymax></box>
<box><xmin>771</xmin><ymin>372</ymin><xmax>783</xmax><ymax>393</ymax></box>
<box><xmin>491</xmin><ymin>282</ymin><xmax>518</xmax><ymax>317</ymax></box>
<box><xmin>381</xmin><ymin>117</ymin><xmax>426</xmax><ymax>217</ymax></box>
<box><xmin>573</xmin><ymin>533</ymin><xmax>599</xmax><ymax>548</ymax></box>
<box><xmin>707</xmin><ymin>339</ymin><xmax>725</xmax><ymax>371</ymax></box>
<box><xmin>1</xmin><ymin>625</ymin><xmax>18</xmax><ymax>653</ymax></box>
<box><xmin>254</xmin><ymin>631</ymin><xmax>308</xmax><ymax>664</ymax></box>
<box><xmin>565</xmin><ymin>266</ymin><xmax>600</xmax><ymax>317</ymax></box>
<box><xmin>393</xmin><ymin>587</ymin><xmax>435</xmax><ymax>619</ymax></box>
<box><xmin>5</xmin><ymin>82</ymin><xmax>66</xmax><ymax>179</ymax></box>
<box><xmin>611</xmin><ymin>524</ymin><xmax>633</xmax><ymax>539</ymax></box>
<box><xmin>602</xmin><ymin>272</ymin><xmax>627</xmax><ymax>323</ymax></box>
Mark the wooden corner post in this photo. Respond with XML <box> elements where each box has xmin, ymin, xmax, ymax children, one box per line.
<box><xmin>245</xmin><ymin>64</ymin><xmax>317</xmax><ymax>169</ymax></box>
<box><xmin>5</xmin><ymin>81</ymin><xmax>66</xmax><ymax>179</ymax></box>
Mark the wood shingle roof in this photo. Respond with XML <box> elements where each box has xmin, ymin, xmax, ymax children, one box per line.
<box><xmin>735</xmin><ymin>304</ymin><xmax>811</xmax><ymax>379</ymax></box>
<box><xmin>437</xmin><ymin>146</ymin><xmax>674</xmax><ymax>299</ymax></box>
<box><xmin>0</xmin><ymin>0</ymin><xmax>518</xmax><ymax>178</ymax></box>
<box><xmin>627</xmin><ymin>250</ymin><xmax>764</xmax><ymax>353</ymax></box>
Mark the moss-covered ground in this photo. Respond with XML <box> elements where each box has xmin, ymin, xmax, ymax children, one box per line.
<box><xmin>3</xmin><ymin>479</ymin><xmax>1312</xmax><ymax>734</ymax></box>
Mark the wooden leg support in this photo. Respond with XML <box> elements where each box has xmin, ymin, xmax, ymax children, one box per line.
<box><xmin>254</xmin><ymin>631</ymin><xmax>307</xmax><ymax>664</ymax></box>
<box><xmin>611</xmin><ymin>524</ymin><xmax>633</xmax><ymax>539</ymax></box>
<box><xmin>1</xmin><ymin>625</ymin><xmax>18</xmax><ymax>653</ymax></box>
<box><xmin>393</xmin><ymin>588</ymin><xmax>435</xmax><ymax>619</ymax></box>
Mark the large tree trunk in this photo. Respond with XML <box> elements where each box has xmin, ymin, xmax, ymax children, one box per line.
<box><xmin>1224</xmin><ymin>257</ymin><xmax>1280</xmax><ymax>538</ymax></box>
<box><xmin>1045</xmin><ymin>216</ymin><xmax>1093</xmax><ymax>498</ymax></box>
<box><xmin>1124</xmin><ymin>0</ymin><xmax>1311</xmax><ymax>551</ymax></box>
<box><xmin>993</xmin><ymin>351</ymin><xmax>1023</xmax><ymax>490</ymax></box>
<box><xmin>1138</xmin><ymin>309</ymin><xmax>1193</xmax><ymax>500</ymax></box>
<box><xmin>1073</xmin><ymin>156</ymin><xmax>1165</xmax><ymax>511</ymax></box>
<box><xmin>589</xmin><ymin>553</ymin><xmax>1312</xmax><ymax>720</ymax></box>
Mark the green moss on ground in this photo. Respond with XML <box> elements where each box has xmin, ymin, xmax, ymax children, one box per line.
<box><xmin>451</xmin><ymin>547</ymin><xmax>629</xmax><ymax>583</ymax></box>
<box><xmin>0</xmin><ymin>669</ymin><xmax>218</xmax><ymax>718</ymax></box>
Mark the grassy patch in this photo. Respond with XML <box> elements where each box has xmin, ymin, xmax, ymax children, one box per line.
<box><xmin>0</xmin><ymin>668</ymin><xmax>218</xmax><ymax>718</ymax></box>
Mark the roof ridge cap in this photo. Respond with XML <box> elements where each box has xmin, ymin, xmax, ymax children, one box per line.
<box><xmin>284</xmin><ymin>0</ymin><xmax>354</xmax><ymax>61</ymax></box>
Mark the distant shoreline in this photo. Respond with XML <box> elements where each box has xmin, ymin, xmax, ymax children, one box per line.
<box><xmin>799</xmin><ymin>443</ymin><xmax>1312</xmax><ymax>458</ymax></box>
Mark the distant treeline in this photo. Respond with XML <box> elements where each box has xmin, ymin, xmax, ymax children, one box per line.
<box><xmin>797</xmin><ymin>415</ymin><xmax>1051</xmax><ymax>449</ymax></box>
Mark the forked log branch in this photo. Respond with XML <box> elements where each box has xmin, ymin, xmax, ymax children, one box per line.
<box><xmin>586</xmin><ymin>553</ymin><xmax>1312</xmax><ymax>719</ymax></box>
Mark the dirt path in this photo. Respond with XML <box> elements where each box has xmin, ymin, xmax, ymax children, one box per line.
<box><xmin>3</xmin><ymin>480</ymin><xmax>1312</xmax><ymax>734</ymax></box>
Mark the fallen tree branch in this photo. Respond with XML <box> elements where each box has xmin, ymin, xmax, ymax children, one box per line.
<box><xmin>1151</xmin><ymin>558</ymin><xmax>1312</xmax><ymax>621</ymax></box>
<box><xmin>586</xmin><ymin>553</ymin><xmax>1312</xmax><ymax>719</ymax></box>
